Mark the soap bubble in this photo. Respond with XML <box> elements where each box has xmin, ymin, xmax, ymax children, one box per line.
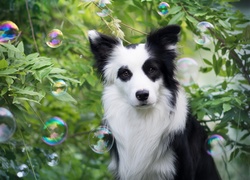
<box><xmin>51</xmin><ymin>80</ymin><xmax>67</xmax><ymax>96</ymax></box>
<box><xmin>99</xmin><ymin>0</ymin><xmax>111</xmax><ymax>7</ymax></box>
<box><xmin>45</xmin><ymin>29</ymin><xmax>63</xmax><ymax>48</ymax></box>
<box><xmin>157</xmin><ymin>2</ymin><xmax>170</xmax><ymax>16</ymax></box>
<box><xmin>96</xmin><ymin>9</ymin><xmax>110</xmax><ymax>17</ymax></box>
<box><xmin>42</xmin><ymin>117</ymin><xmax>68</xmax><ymax>146</ymax></box>
<box><xmin>206</xmin><ymin>134</ymin><xmax>231</xmax><ymax>156</ymax></box>
<box><xmin>194</xmin><ymin>21</ymin><xmax>214</xmax><ymax>45</ymax></box>
<box><xmin>0</xmin><ymin>107</ymin><xmax>16</xmax><ymax>143</ymax></box>
<box><xmin>47</xmin><ymin>152</ymin><xmax>59</xmax><ymax>166</ymax></box>
<box><xmin>16</xmin><ymin>164</ymin><xmax>29</xmax><ymax>178</ymax></box>
<box><xmin>88</xmin><ymin>126</ymin><xmax>114</xmax><ymax>154</ymax></box>
<box><xmin>176</xmin><ymin>58</ymin><xmax>199</xmax><ymax>86</ymax></box>
<box><xmin>0</xmin><ymin>21</ymin><xmax>20</xmax><ymax>44</ymax></box>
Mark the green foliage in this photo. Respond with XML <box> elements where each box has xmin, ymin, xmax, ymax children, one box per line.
<box><xmin>0</xmin><ymin>0</ymin><xmax>249</xmax><ymax>179</ymax></box>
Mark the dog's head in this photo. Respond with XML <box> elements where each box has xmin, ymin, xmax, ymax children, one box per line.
<box><xmin>88</xmin><ymin>25</ymin><xmax>180</xmax><ymax>108</ymax></box>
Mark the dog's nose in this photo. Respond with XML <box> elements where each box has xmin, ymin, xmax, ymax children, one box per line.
<box><xmin>136</xmin><ymin>90</ymin><xmax>149</xmax><ymax>101</ymax></box>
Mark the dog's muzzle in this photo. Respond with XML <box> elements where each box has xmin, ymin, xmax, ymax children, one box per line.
<box><xmin>136</xmin><ymin>90</ymin><xmax>149</xmax><ymax>101</ymax></box>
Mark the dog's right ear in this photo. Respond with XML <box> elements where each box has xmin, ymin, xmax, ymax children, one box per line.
<box><xmin>88</xmin><ymin>30</ymin><xmax>122</xmax><ymax>74</ymax></box>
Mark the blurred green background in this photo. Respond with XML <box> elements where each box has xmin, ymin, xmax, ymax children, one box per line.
<box><xmin>0</xmin><ymin>0</ymin><xmax>249</xmax><ymax>179</ymax></box>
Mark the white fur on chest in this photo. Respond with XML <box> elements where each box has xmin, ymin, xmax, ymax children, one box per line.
<box><xmin>103</xmin><ymin>86</ymin><xmax>188</xmax><ymax>180</ymax></box>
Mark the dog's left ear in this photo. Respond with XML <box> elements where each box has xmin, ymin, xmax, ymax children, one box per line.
<box><xmin>146</xmin><ymin>25</ymin><xmax>181</xmax><ymax>51</ymax></box>
<box><xmin>88</xmin><ymin>30</ymin><xmax>122</xmax><ymax>74</ymax></box>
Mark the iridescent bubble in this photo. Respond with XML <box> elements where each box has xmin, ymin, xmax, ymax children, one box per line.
<box><xmin>157</xmin><ymin>2</ymin><xmax>170</xmax><ymax>16</ymax></box>
<box><xmin>16</xmin><ymin>164</ymin><xmax>29</xmax><ymax>178</ymax></box>
<box><xmin>51</xmin><ymin>80</ymin><xmax>67</xmax><ymax>96</ymax></box>
<box><xmin>45</xmin><ymin>29</ymin><xmax>63</xmax><ymax>48</ymax></box>
<box><xmin>47</xmin><ymin>152</ymin><xmax>59</xmax><ymax>166</ymax></box>
<box><xmin>88</xmin><ymin>126</ymin><xmax>114</xmax><ymax>154</ymax></box>
<box><xmin>99</xmin><ymin>0</ymin><xmax>111</xmax><ymax>7</ymax></box>
<box><xmin>206</xmin><ymin>134</ymin><xmax>231</xmax><ymax>156</ymax></box>
<box><xmin>176</xmin><ymin>58</ymin><xmax>199</xmax><ymax>86</ymax></box>
<box><xmin>0</xmin><ymin>21</ymin><xmax>20</xmax><ymax>44</ymax></box>
<box><xmin>42</xmin><ymin>117</ymin><xmax>68</xmax><ymax>146</ymax></box>
<box><xmin>0</xmin><ymin>107</ymin><xmax>16</xmax><ymax>143</ymax></box>
<box><xmin>96</xmin><ymin>9</ymin><xmax>110</xmax><ymax>17</ymax></box>
<box><xmin>194</xmin><ymin>21</ymin><xmax>214</xmax><ymax>45</ymax></box>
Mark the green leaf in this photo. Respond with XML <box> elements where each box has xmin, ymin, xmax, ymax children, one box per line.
<box><xmin>49</xmin><ymin>68</ymin><xmax>67</xmax><ymax>74</ymax></box>
<box><xmin>229</xmin><ymin>148</ymin><xmax>240</xmax><ymax>162</ymax></box>
<box><xmin>218</xmin><ymin>19</ymin><xmax>231</xmax><ymax>29</ymax></box>
<box><xmin>199</xmin><ymin>67</ymin><xmax>213</xmax><ymax>73</ymax></box>
<box><xmin>13</xmin><ymin>97</ymin><xmax>41</xmax><ymax>104</ymax></box>
<box><xmin>13</xmin><ymin>88</ymin><xmax>45</xmax><ymax>98</ymax></box>
<box><xmin>32</xmin><ymin>61</ymin><xmax>52</xmax><ymax>70</ymax></box>
<box><xmin>223</xmin><ymin>103</ymin><xmax>231</xmax><ymax>112</ymax></box>
<box><xmin>194</xmin><ymin>12</ymin><xmax>207</xmax><ymax>17</ymax></box>
<box><xmin>186</xmin><ymin>15</ymin><xmax>199</xmax><ymax>25</ymax></box>
<box><xmin>53</xmin><ymin>92</ymin><xmax>77</xmax><ymax>103</ymax></box>
<box><xmin>167</xmin><ymin>6</ymin><xmax>182</xmax><ymax>15</ymax></box>
<box><xmin>1</xmin><ymin>43</ymin><xmax>20</xmax><ymax>52</ymax></box>
<box><xmin>0</xmin><ymin>59</ymin><xmax>8</xmax><ymax>69</ymax></box>
<box><xmin>0</xmin><ymin>87</ymin><xmax>8</xmax><ymax>96</ymax></box>
<box><xmin>222</xmin><ymin>80</ymin><xmax>227</xmax><ymax>90</ymax></box>
<box><xmin>203</xmin><ymin>58</ymin><xmax>213</xmax><ymax>66</ymax></box>
<box><xmin>168</xmin><ymin>12</ymin><xmax>185</xmax><ymax>25</ymax></box>
<box><xmin>243</xmin><ymin>25</ymin><xmax>250</xmax><ymax>41</ymax></box>
<box><xmin>86</xmin><ymin>74</ymin><xmax>97</xmax><ymax>87</ymax></box>
<box><xmin>17</xmin><ymin>42</ymin><xmax>24</xmax><ymax>53</ymax></box>
<box><xmin>5</xmin><ymin>77</ymin><xmax>14</xmax><ymax>86</ymax></box>
<box><xmin>34</xmin><ymin>67</ymin><xmax>53</xmax><ymax>81</ymax></box>
<box><xmin>0</xmin><ymin>68</ymin><xmax>17</xmax><ymax>76</ymax></box>
<box><xmin>49</xmin><ymin>74</ymin><xmax>80</xmax><ymax>83</ymax></box>
<box><xmin>26</xmin><ymin>53</ymin><xmax>39</xmax><ymax>61</ymax></box>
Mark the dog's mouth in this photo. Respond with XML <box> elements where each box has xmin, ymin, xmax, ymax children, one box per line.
<box><xmin>135</xmin><ymin>102</ymin><xmax>154</xmax><ymax>109</ymax></box>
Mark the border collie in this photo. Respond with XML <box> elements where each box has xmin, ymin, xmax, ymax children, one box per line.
<box><xmin>88</xmin><ymin>25</ymin><xmax>221</xmax><ymax>180</ymax></box>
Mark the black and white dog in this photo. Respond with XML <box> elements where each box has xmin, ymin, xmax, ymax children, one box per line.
<box><xmin>88</xmin><ymin>25</ymin><xmax>221</xmax><ymax>180</ymax></box>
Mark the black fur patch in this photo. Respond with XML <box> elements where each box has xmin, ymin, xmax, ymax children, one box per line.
<box><xmin>89</xmin><ymin>32</ymin><xmax>120</xmax><ymax>77</ymax></box>
<box><xmin>117</xmin><ymin>66</ymin><xmax>133</xmax><ymax>82</ymax></box>
<box><xmin>145</xmin><ymin>25</ymin><xmax>181</xmax><ymax>107</ymax></box>
<box><xmin>142</xmin><ymin>59</ymin><xmax>161</xmax><ymax>82</ymax></box>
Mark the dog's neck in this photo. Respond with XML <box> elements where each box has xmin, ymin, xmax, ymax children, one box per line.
<box><xmin>102</xmin><ymin>85</ymin><xmax>188</xmax><ymax>179</ymax></box>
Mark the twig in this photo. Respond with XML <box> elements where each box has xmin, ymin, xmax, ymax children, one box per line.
<box><xmin>25</xmin><ymin>0</ymin><xmax>39</xmax><ymax>53</ymax></box>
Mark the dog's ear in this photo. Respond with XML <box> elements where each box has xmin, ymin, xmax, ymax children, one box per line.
<box><xmin>146</xmin><ymin>25</ymin><xmax>181</xmax><ymax>51</ymax></box>
<box><xmin>88</xmin><ymin>30</ymin><xmax>122</xmax><ymax>74</ymax></box>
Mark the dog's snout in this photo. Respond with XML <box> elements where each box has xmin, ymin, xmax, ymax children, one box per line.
<box><xmin>136</xmin><ymin>90</ymin><xmax>149</xmax><ymax>101</ymax></box>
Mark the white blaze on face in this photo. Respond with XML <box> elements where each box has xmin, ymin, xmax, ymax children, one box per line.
<box><xmin>103</xmin><ymin>44</ymin><xmax>163</xmax><ymax>107</ymax></box>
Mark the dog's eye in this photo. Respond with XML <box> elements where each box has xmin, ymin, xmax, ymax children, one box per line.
<box><xmin>148</xmin><ymin>67</ymin><xmax>156</xmax><ymax>74</ymax></box>
<box><xmin>122</xmin><ymin>70</ymin><xmax>130</xmax><ymax>77</ymax></box>
<box><xmin>117</xmin><ymin>67</ymin><xmax>132</xmax><ymax>81</ymax></box>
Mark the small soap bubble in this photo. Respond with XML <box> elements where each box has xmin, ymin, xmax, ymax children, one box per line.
<box><xmin>45</xmin><ymin>29</ymin><xmax>63</xmax><ymax>48</ymax></box>
<box><xmin>206</xmin><ymin>134</ymin><xmax>231</xmax><ymax>156</ymax></box>
<box><xmin>176</xmin><ymin>58</ymin><xmax>199</xmax><ymax>86</ymax></box>
<box><xmin>16</xmin><ymin>164</ymin><xmax>29</xmax><ymax>178</ymax></box>
<box><xmin>99</xmin><ymin>0</ymin><xmax>111</xmax><ymax>7</ymax></box>
<box><xmin>0</xmin><ymin>107</ymin><xmax>16</xmax><ymax>143</ymax></box>
<box><xmin>88</xmin><ymin>126</ymin><xmax>114</xmax><ymax>154</ymax></box>
<box><xmin>47</xmin><ymin>152</ymin><xmax>59</xmax><ymax>166</ymax></box>
<box><xmin>157</xmin><ymin>2</ymin><xmax>170</xmax><ymax>16</ymax></box>
<box><xmin>96</xmin><ymin>9</ymin><xmax>110</xmax><ymax>17</ymax></box>
<box><xmin>194</xmin><ymin>21</ymin><xmax>214</xmax><ymax>45</ymax></box>
<box><xmin>42</xmin><ymin>117</ymin><xmax>68</xmax><ymax>146</ymax></box>
<box><xmin>0</xmin><ymin>21</ymin><xmax>20</xmax><ymax>44</ymax></box>
<box><xmin>51</xmin><ymin>80</ymin><xmax>67</xmax><ymax>96</ymax></box>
